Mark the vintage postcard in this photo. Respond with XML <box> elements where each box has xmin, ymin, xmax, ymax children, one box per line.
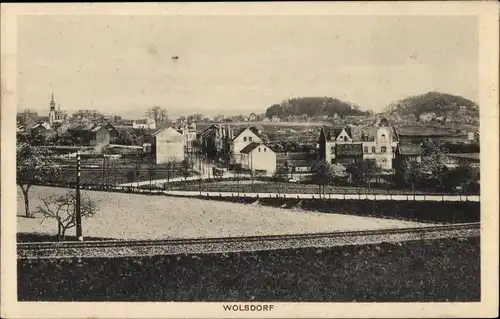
<box><xmin>1</xmin><ymin>2</ymin><xmax>499</xmax><ymax>318</ymax></box>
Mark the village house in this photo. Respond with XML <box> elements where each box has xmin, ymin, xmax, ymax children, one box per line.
<box><xmin>133</xmin><ymin>118</ymin><xmax>156</xmax><ymax>130</ymax></box>
<box><xmin>66</xmin><ymin>122</ymin><xmax>117</xmax><ymax>147</ymax></box>
<box><xmin>200</xmin><ymin>124</ymin><xmax>234</xmax><ymax>162</ymax></box>
<box><xmin>89</xmin><ymin>126</ymin><xmax>111</xmax><ymax>150</ymax></box>
<box><xmin>30</xmin><ymin>121</ymin><xmax>51</xmax><ymax>136</ymax></box>
<box><xmin>319</xmin><ymin>118</ymin><xmax>399</xmax><ymax>170</ymax></box>
<box><xmin>151</xmin><ymin>127</ymin><xmax>185</xmax><ymax>164</ymax></box>
<box><xmin>230</xmin><ymin>126</ymin><xmax>264</xmax><ymax>165</ymax></box>
<box><xmin>240</xmin><ymin>142</ymin><xmax>277</xmax><ymax>175</ymax></box>
<box><xmin>176</xmin><ymin>122</ymin><xmax>198</xmax><ymax>154</ymax></box>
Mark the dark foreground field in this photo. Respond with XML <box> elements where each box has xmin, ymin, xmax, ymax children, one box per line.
<box><xmin>18</xmin><ymin>237</ymin><xmax>480</xmax><ymax>302</ymax></box>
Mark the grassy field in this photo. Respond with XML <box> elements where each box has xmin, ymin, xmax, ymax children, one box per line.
<box><xmin>17</xmin><ymin>186</ymin><xmax>434</xmax><ymax>241</ymax></box>
<box><xmin>18</xmin><ymin>237</ymin><xmax>480</xmax><ymax>301</ymax></box>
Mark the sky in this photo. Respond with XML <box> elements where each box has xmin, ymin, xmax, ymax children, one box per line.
<box><xmin>17</xmin><ymin>15</ymin><xmax>478</xmax><ymax>118</ymax></box>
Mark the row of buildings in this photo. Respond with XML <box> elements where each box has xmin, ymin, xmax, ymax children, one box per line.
<box><xmin>18</xmin><ymin>93</ymin><xmax>158</xmax><ymax>133</ymax></box>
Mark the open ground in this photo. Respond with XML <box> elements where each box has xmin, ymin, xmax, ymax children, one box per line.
<box><xmin>17</xmin><ymin>186</ymin><xmax>435</xmax><ymax>240</ymax></box>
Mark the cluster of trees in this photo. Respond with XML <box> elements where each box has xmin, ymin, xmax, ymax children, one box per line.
<box><xmin>268</xmin><ymin>141</ymin><xmax>317</xmax><ymax>154</ymax></box>
<box><xmin>384</xmin><ymin>91</ymin><xmax>479</xmax><ymax>118</ymax></box>
<box><xmin>397</xmin><ymin>140</ymin><xmax>479</xmax><ymax>193</ymax></box>
<box><xmin>145</xmin><ymin>106</ymin><xmax>169</xmax><ymax>126</ymax></box>
<box><xmin>265</xmin><ymin>97</ymin><xmax>369</xmax><ymax>120</ymax></box>
<box><xmin>110</xmin><ymin>129</ymin><xmax>153</xmax><ymax>146</ymax></box>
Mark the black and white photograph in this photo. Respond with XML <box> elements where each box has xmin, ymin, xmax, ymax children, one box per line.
<box><xmin>1</xmin><ymin>2</ymin><xmax>498</xmax><ymax>318</ymax></box>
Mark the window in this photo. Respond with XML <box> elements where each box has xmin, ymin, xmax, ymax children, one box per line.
<box><xmin>364</xmin><ymin>146</ymin><xmax>368</xmax><ymax>153</ymax></box>
<box><xmin>381</xmin><ymin>146</ymin><xmax>387</xmax><ymax>153</ymax></box>
<box><xmin>331</xmin><ymin>159</ymin><xmax>335</xmax><ymax>164</ymax></box>
<box><xmin>243</xmin><ymin>137</ymin><xmax>247</xmax><ymax>142</ymax></box>
<box><xmin>258</xmin><ymin>148</ymin><xmax>261</xmax><ymax>152</ymax></box>
<box><xmin>372</xmin><ymin>147</ymin><xmax>376</xmax><ymax>153</ymax></box>
<box><xmin>249</xmin><ymin>136</ymin><xmax>253</xmax><ymax>142</ymax></box>
<box><xmin>264</xmin><ymin>148</ymin><xmax>267</xmax><ymax>152</ymax></box>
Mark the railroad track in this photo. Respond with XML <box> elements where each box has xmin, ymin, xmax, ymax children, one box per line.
<box><xmin>18</xmin><ymin>223</ymin><xmax>479</xmax><ymax>259</ymax></box>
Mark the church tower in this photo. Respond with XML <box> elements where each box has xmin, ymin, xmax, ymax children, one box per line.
<box><xmin>48</xmin><ymin>92</ymin><xmax>56</xmax><ymax>126</ymax></box>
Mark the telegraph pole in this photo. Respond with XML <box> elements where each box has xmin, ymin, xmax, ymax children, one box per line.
<box><xmin>75</xmin><ymin>151</ymin><xmax>83</xmax><ymax>241</ymax></box>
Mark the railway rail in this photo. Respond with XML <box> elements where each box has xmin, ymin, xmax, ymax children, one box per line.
<box><xmin>18</xmin><ymin>223</ymin><xmax>479</xmax><ymax>259</ymax></box>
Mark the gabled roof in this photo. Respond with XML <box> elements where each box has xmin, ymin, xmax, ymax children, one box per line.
<box><xmin>151</xmin><ymin>126</ymin><xmax>182</xmax><ymax>137</ymax></box>
<box><xmin>232</xmin><ymin>126</ymin><xmax>262</xmax><ymax>141</ymax></box>
<box><xmin>240</xmin><ymin>142</ymin><xmax>264</xmax><ymax>154</ymax></box>
<box><xmin>322</xmin><ymin>126</ymin><xmax>352</xmax><ymax>141</ymax></box>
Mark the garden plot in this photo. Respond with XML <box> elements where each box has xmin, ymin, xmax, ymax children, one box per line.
<box><xmin>17</xmin><ymin>186</ymin><xmax>435</xmax><ymax>241</ymax></box>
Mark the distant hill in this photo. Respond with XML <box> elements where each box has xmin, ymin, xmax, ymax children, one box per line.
<box><xmin>383</xmin><ymin>91</ymin><xmax>479</xmax><ymax>118</ymax></box>
<box><xmin>265</xmin><ymin>97</ymin><xmax>370</xmax><ymax>120</ymax></box>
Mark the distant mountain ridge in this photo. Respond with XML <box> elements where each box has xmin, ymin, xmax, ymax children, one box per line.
<box><xmin>265</xmin><ymin>97</ymin><xmax>370</xmax><ymax>120</ymax></box>
<box><xmin>382</xmin><ymin>91</ymin><xmax>479</xmax><ymax>118</ymax></box>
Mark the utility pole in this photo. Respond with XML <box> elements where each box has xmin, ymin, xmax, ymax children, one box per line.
<box><xmin>75</xmin><ymin>151</ymin><xmax>83</xmax><ymax>241</ymax></box>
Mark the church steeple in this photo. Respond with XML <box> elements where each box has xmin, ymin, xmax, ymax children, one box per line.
<box><xmin>50</xmin><ymin>92</ymin><xmax>56</xmax><ymax>110</ymax></box>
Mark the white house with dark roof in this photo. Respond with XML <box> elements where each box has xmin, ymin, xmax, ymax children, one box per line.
<box><xmin>240</xmin><ymin>142</ymin><xmax>276</xmax><ymax>175</ymax></box>
<box><xmin>231</xmin><ymin>126</ymin><xmax>264</xmax><ymax>164</ymax></box>
<box><xmin>133</xmin><ymin>118</ymin><xmax>156</xmax><ymax>130</ymax></box>
<box><xmin>151</xmin><ymin>127</ymin><xmax>185</xmax><ymax>164</ymax></box>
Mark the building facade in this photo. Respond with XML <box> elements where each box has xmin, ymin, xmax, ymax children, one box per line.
<box><xmin>240</xmin><ymin>142</ymin><xmax>277</xmax><ymax>175</ymax></box>
<box><xmin>152</xmin><ymin>127</ymin><xmax>185</xmax><ymax>164</ymax></box>
<box><xmin>231</xmin><ymin>126</ymin><xmax>263</xmax><ymax>164</ymax></box>
<box><xmin>319</xmin><ymin>119</ymin><xmax>399</xmax><ymax>170</ymax></box>
<box><xmin>133</xmin><ymin>118</ymin><xmax>156</xmax><ymax>130</ymax></box>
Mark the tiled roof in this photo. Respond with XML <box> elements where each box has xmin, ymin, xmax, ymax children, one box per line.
<box><xmin>240</xmin><ymin>142</ymin><xmax>262</xmax><ymax>154</ymax></box>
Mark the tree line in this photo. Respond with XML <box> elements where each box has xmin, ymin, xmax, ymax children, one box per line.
<box><xmin>265</xmin><ymin>97</ymin><xmax>369</xmax><ymax>120</ymax></box>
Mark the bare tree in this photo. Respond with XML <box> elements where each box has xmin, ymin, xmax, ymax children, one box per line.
<box><xmin>17</xmin><ymin>142</ymin><xmax>61</xmax><ymax>218</ymax></box>
<box><xmin>146</xmin><ymin>106</ymin><xmax>168</xmax><ymax>126</ymax></box>
<box><xmin>35</xmin><ymin>190</ymin><xmax>99</xmax><ymax>241</ymax></box>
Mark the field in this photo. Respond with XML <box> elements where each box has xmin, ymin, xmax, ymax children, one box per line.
<box><xmin>18</xmin><ymin>237</ymin><xmax>480</xmax><ymax>301</ymax></box>
<box><xmin>17</xmin><ymin>186</ymin><xmax>434</xmax><ymax>240</ymax></box>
